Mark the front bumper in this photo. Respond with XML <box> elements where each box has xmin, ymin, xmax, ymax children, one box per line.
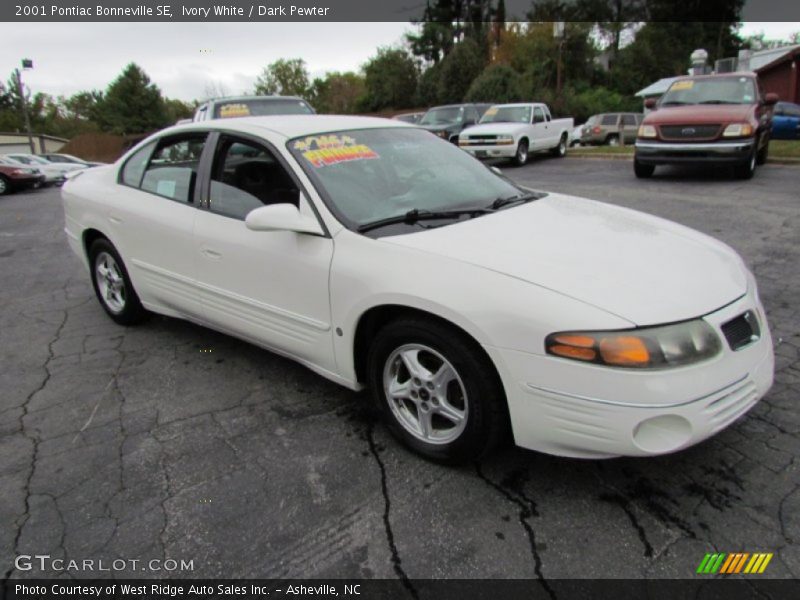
<box><xmin>10</xmin><ymin>174</ymin><xmax>44</xmax><ymax>189</ymax></box>
<box><xmin>460</xmin><ymin>144</ymin><xmax>517</xmax><ymax>159</ymax></box>
<box><xmin>485</xmin><ymin>292</ymin><xmax>774</xmax><ymax>458</ymax></box>
<box><xmin>635</xmin><ymin>139</ymin><xmax>755</xmax><ymax>165</ymax></box>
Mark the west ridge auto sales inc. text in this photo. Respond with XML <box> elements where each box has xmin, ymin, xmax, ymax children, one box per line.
<box><xmin>14</xmin><ymin>584</ymin><xmax>360</xmax><ymax>597</ymax></box>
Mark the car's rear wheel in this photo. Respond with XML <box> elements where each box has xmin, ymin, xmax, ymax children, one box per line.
<box><xmin>367</xmin><ymin>317</ymin><xmax>507</xmax><ymax>463</ymax></box>
<box><xmin>551</xmin><ymin>133</ymin><xmax>568</xmax><ymax>158</ymax></box>
<box><xmin>512</xmin><ymin>139</ymin><xmax>529</xmax><ymax>166</ymax></box>
<box><xmin>0</xmin><ymin>175</ymin><xmax>10</xmax><ymax>196</ymax></box>
<box><xmin>607</xmin><ymin>134</ymin><xmax>619</xmax><ymax>147</ymax></box>
<box><xmin>634</xmin><ymin>159</ymin><xmax>655</xmax><ymax>178</ymax></box>
<box><xmin>734</xmin><ymin>147</ymin><xmax>757</xmax><ymax>180</ymax></box>
<box><xmin>89</xmin><ymin>238</ymin><xmax>147</xmax><ymax>325</ymax></box>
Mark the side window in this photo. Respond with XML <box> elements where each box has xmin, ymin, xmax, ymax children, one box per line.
<box><xmin>209</xmin><ymin>137</ymin><xmax>299</xmax><ymax>220</ymax></box>
<box><xmin>141</xmin><ymin>135</ymin><xmax>207</xmax><ymax>204</ymax></box>
<box><xmin>467</xmin><ymin>107</ymin><xmax>479</xmax><ymax>124</ymax></box>
<box><xmin>533</xmin><ymin>108</ymin><xmax>545</xmax><ymax>123</ymax></box>
<box><xmin>601</xmin><ymin>114</ymin><xmax>618</xmax><ymax>126</ymax></box>
<box><xmin>621</xmin><ymin>114</ymin><xmax>637</xmax><ymax>126</ymax></box>
<box><xmin>121</xmin><ymin>141</ymin><xmax>156</xmax><ymax>188</ymax></box>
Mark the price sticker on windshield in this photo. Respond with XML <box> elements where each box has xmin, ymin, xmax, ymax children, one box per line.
<box><xmin>484</xmin><ymin>107</ymin><xmax>498</xmax><ymax>116</ymax></box>
<box><xmin>295</xmin><ymin>134</ymin><xmax>379</xmax><ymax>168</ymax></box>
<box><xmin>218</xmin><ymin>103</ymin><xmax>251</xmax><ymax>118</ymax></box>
<box><xmin>670</xmin><ymin>80</ymin><xmax>694</xmax><ymax>91</ymax></box>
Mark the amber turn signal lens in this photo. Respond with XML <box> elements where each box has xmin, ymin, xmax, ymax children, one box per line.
<box><xmin>553</xmin><ymin>335</ymin><xmax>595</xmax><ymax>348</ymax></box>
<box><xmin>549</xmin><ymin>344</ymin><xmax>597</xmax><ymax>361</ymax></box>
<box><xmin>599</xmin><ymin>336</ymin><xmax>650</xmax><ymax>367</ymax></box>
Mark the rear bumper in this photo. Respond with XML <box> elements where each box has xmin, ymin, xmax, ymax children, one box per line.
<box><xmin>485</xmin><ymin>291</ymin><xmax>774</xmax><ymax>458</ymax></box>
<box><xmin>9</xmin><ymin>175</ymin><xmax>44</xmax><ymax>189</ymax></box>
<box><xmin>635</xmin><ymin>139</ymin><xmax>754</xmax><ymax>165</ymax></box>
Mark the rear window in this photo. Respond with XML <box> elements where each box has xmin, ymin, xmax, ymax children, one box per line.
<box><xmin>213</xmin><ymin>99</ymin><xmax>314</xmax><ymax>119</ymax></box>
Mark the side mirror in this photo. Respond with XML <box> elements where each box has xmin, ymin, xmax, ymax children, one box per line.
<box><xmin>245</xmin><ymin>203</ymin><xmax>323</xmax><ymax>235</ymax></box>
<box><xmin>764</xmin><ymin>93</ymin><xmax>779</xmax><ymax>106</ymax></box>
<box><xmin>644</xmin><ymin>98</ymin><xmax>657</xmax><ymax>110</ymax></box>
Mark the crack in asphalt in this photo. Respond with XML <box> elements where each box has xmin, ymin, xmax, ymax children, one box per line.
<box><xmin>598</xmin><ymin>493</ymin><xmax>654</xmax><ymax>558</ymax></box>
<box><xmin>4</xmin><ymin>302</ymin><xmax>70</xmax><ymax>581</ymax></box>
<box><xmin>365</xmin><ymin>423</ymin><xmax>418</xmax><ymax>600</ymax></box>
<box><xmin>475</xmin><ymin>463</ymin><xmax>556</xmax><ymax>600</ymax></box>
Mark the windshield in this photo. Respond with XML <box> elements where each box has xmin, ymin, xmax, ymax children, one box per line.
<box><xmin>660</xmin><ymin>76</ymin><xmax>757</xmax><ymax>106</ymax></box>
<box><xmin>213</xmin><ymin>98</ymin><xmax>314</xmax><ymax>119</ymax></box>
<box><xmin>419</xmin><ymin>106</ymin><xmax>464</xmax><ymax>126</ymax></box>
<box><xmin>289</xmin><ymin>128</ymin><xmax>524</xmax><ymax>230</ymax></box>
<box><xmin>480</xmin><ymin>105</ymin><xmax>532</xmax><ymax>124</ymax></box>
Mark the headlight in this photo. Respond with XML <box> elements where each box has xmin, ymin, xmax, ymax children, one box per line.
<box><xmin>496</xmin><ymin>134</ymin><xmax>514</xmax><ymax>145</ymax></box>
<box><xmin>545</xmin><ymin>320</ymin><xmax>721</xmax><ymax>369</ymax></box>
<box><xmin>638</xmin><ymin>125</ymin><xmax>657</xmax><ymax>138</ymax></box>
<box><xmin>722</xmin><ymin>123</ymin><xmax>753</xmax><ymax>137</ymax></box>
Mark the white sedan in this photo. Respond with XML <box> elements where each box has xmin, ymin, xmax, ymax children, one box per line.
<box><xmin>62</xmin><ymin>115</ymin><xmax>774</xmax><ymax>462</ymax></box>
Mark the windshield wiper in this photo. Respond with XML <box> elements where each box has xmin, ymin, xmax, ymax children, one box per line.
<box><xmin>698</xmin><ymin>100</ymin><xmax>739</xmax><ymax>104</ymax></box>
<box><xmin>661</xmin><ymin>101</ymin><xmax>687</xmax><ymax>106</ymax></box>
<box><xmin>357</xmin><ymin>207</ymin><xmax>492</xmax><ymax>233</ymax></box>
<box><xmin>490</xmin><ymin>192</ymin><xmax>545</xmax><ymax>210</ymax></box>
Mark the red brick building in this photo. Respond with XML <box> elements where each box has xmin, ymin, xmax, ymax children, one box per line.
<box><xmin>748</xmin><ymin>45</ymin><xmax>800</xmax><ymax>104</ymax></box>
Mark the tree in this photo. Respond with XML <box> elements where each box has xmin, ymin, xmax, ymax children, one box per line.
<box><xmin>309</xmin><ymin>72</ymin><xmax>365</xmax><ymax>114</ymax></box>
<box><xmin>465</xmin><ymin>64</ymin><xmax>525</xmax><ymax>103</ymax></box>
<box><xmin>407</xmin><ymin>0</ymin><xmax>497</xmax><ymax>63</ymax></box>
<box><xmin>163</xmin><ymin>98</ymin><xmax>194</xmax><ymax>124</ymax></box>
<box><xmin>435</xmin><ymin>38</ymin><xmax>488</xmax><ymax>103</ymax></box>
<box><xmin>254</xmin><ymin>58</ymin><xmax>310</xmax><ymax>97</ymax></box>
<box><xmin>361</xmin><ymin>48</ymin><xmax>419</xmax><ymax>111</ymax></box>
<box><xmin>98</xmin><ymin>63</ymin><xmax>168</xmax><ymax>134</ymax></box>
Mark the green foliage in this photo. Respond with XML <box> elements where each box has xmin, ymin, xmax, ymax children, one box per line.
<box><xmin>435</xmin><ymin>38</ymin><xmax>488</xmax><ymax>104</ymax></box>
<box><xmin>98</xmin><ymin>63</ymin><xmax>169</xmax><ymax>134</ymax></box>
<box><xmin>415</xmin><ymin>61</ymin><xmax>444</xmax><ymax>107</ymax></box>
<box><xmin>309</xmin><ymin>72</ymin><xmax>365</xmax><ymax>114</ymax></box>
<box><xmin>254</xmin><ymin>58</ymin><xmax>310</xmax><ymax>97</ymax></box>
<box><xmin>465</xmin><ymin>65</ymin><xmax>525</xmax><ymax>103</ymax></box>
<box><xmin>361</xmin><ymin>48</ymin><xmax>418</xmax><ymax>111</ymax></box>
<box><xmin>406</xmin><ymin>0</ymin><xmax>496</xmax><ymax>63</ymax></box>
<box><xmin>561</xmin><ymin>85</ymin><xmax>641</xmax><ymax>122</ymax></box>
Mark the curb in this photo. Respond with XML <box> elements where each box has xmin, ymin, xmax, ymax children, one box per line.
<box><xmin>567</xmin><ymin>153</ymin><xmax>800</xmax><ymax>165</ymax></box>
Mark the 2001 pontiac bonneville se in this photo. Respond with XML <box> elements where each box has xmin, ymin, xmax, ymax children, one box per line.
<box><xmin>62</xmin><ymin>116</ymin><xmax>774</xmax><ymax>462</ymax></box>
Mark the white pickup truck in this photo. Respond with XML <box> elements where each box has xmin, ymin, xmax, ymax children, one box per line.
<box><xmin>458</xmin><ymin>103</ymin><xmax>574</xmax><ymax>166</ymax></box>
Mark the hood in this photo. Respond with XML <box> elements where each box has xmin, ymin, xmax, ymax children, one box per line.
<box><xmin>462</xmin><ymin>122</ymin><xmax>527</xmax><ymax>136</ymax></box>
<box><xmin>645</xmin><ymin>104</ymin><xmax>753</xmax><ymax>125</ymax></box>
<box><xmin>420</xmin><ymin>123</ymin><xmax>458</xmax><ymax>134</ymax></box>
<box><xmin>382</xmin><ymin>194</ymin><xmax>747</xmax><ymax>326</ymax></box>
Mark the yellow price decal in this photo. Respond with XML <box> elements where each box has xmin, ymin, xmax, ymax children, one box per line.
<box><xmin>670</xmin><ymin>80</ymin><xmax>694</xmax><ymax>91</ymax></box>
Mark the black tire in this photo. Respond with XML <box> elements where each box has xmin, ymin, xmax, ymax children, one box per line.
<box><xmin>0</xmin><ymin>175</ymin><xmax>10</xmax><ymax>196</ymax></box>
<box><xmin>366</xmin><ymin>317</ymin><xmax>508</xmax><ymax>464</ymax></box>
<box><xmin>734</xmin><ymin>147</ymin><xmax>757</xmax><ymax>180</ymax></box>
<box><xmin>88</xmin><ymin>238</ymin><xmax>148</xmax><ymax>326</ymax></box>
<box><xmin>551</xmin><ymin>133</ymin><xmax>568</xmax><ymax>158</ymax></box>
<box><xmin>634</xmin><ymin>159</ymin><xmax>655</xmax><ymax>178</ymax></box>
<box><xmin>511</xmin><ymin>139</ymin><xmax>529</xmax><ymax>166</ymax></box>
<box><xmin>756</xmin><ymin>138</ymin><xmax>769</xmax><ymax>165</ymax></box>
<box><xmin>606</xmin><ymin>134</ymin><xmax>619</xmax><ymax>147</ymax></box>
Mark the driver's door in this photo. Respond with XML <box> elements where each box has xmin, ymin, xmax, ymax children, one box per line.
<box><xmin>192</xmin><ymin>133</ymin><xmax>336</xmax><ymax>373</ymax></box>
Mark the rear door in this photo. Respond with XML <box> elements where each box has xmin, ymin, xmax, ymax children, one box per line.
<box><xmin>107</xmin><ymin>132</ymin><xmax>209</xmax><ymax>318</ymax></box>
<box><xmin>620</xmin><ymin>114</ymin><xmax>639</xmax><ymax>143</ymax></box>
<box><xmin>192</xmin><ymin>132</ymin><xmax>336</xmax><ymax>372</ymax></box>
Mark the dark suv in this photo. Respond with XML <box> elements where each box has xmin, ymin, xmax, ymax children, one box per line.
<box><xmin>418</xmin><ymin>103</ymin><xmax>492</xmax><ymax>143</ymax></box>
<box><xmin>634</xmin><ymin>72</ymin><xmax>777</xmax><ymax>179</ymax></box>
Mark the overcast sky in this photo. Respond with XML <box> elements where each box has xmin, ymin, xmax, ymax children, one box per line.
<box><xmin>0</xmin><ymin>22</ymin><xmax>795</xmax><ymax>103</ymax></box>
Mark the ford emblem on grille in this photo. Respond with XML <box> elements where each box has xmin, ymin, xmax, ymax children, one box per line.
<box><xmin>682</xmin><ymin>127</ymin><xmax>696</xmax><ymax>135</ymax></box>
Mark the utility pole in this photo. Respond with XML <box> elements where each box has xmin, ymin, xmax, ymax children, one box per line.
<box><xmin>15</xmin><ymin>58</ymin><xmax>35</xmax><ymax>154</ymax></box>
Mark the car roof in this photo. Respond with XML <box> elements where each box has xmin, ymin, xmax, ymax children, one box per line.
<box><xmin>171</xmin><ymin>114</ymin><xmax>413</xmax><ymax>139</ymax></box>
<box><xmin>203</xmin><ymin>95</ymin><xmax>307</xmax><ymax>104</ymax></box>
<box><xmin>675</xmin><ymin>71</ymin><xmax>758</xmax><ymax>81</ymax></box>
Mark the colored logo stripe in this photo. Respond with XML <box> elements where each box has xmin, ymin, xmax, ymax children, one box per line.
<box><xmin>697</xmin><ymin>552</ymin><xmax>773</xmax><ymax>574</ymax></box>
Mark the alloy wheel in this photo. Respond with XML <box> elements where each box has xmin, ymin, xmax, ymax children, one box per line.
<box><xmin>382</xmin><ymin>343</ymin><xmax>468</xmax><ymax>444</ymax></box>
<box><xmin>95</xmin><ymin>251</ymin><xmax>126</xmax><ymax>313</ymax></box>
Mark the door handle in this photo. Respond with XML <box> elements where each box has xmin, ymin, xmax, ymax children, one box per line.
<box><xmin>201</xmin><ymin>248</ymin><xmax>222</xmax><ymax>259</ymax></box>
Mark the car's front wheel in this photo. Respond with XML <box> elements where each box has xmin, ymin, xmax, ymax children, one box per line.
<box><xmin>634</xmin><ymin>159</ymin><xmax>655</xmax><ymax>178</ymax></box>
<box><xmin>89</xmin><ymin>238</ymin><xmax>148</xmax><ymax>325</ymax></box>
<box><xmin>512</xmin><ymin>139</ymin><xmax>529</xmax><ymax>166</ymax></box>
<box><xmin>734</xmin><ymin>147</ymin><xmax>757</xmax><ymax>180</ymax></box>
<box><xmin>0</xmin><ymin>175</ymin><xmax>10</xmax><ymax>196</ymax></box>
<box><xmin>367</xmin><ymin>317</ymin><xmax>507</xmax><ymax>463</ymax></box>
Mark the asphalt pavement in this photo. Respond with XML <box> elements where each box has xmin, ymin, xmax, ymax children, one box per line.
<box><xmin>1</xmin><ymin>157</ymin><xmax>798</xmax><ymax>583</ymax></box>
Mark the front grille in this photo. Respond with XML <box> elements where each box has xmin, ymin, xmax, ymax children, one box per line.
<box><xmin>660</xmin><ymin>124</ymin><xmax>721</xmax><ymax>140</ymax></box>
<box><xmin>469</xmin><ymin>135</ymin><xmax>498</xmax><ymax>141</ymax></box>
<box><xmin>721</xmin><ymin>311</ymin><xmax>760</xmax><ymax>351</ymax></box>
